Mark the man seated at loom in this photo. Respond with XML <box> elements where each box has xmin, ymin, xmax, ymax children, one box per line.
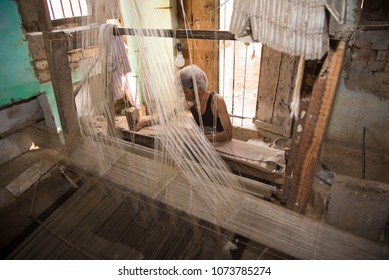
<box><xmin>133</xmin><ymin>64</ymin><xmax>286</xmax><ymax>182</ymax></box>
<box><xmin>135</xmin><ymin>64</ymin><xmax>232</xmax><ymax>142</ymax></box>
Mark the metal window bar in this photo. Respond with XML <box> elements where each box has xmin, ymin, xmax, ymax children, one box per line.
<box><xmin>59</xmin><ymin>0</ymin><xmax>65</xmax><ymax>18</ymax></box>
<box><xmin>78</xmin><ymin>0</ymin><xmax>84</xmax><ymax>16</ymax></box>
<box><xmin>241</xmin><ymin>43</ymin><xmax>248</xmax><ymax>126</ymax></box>
<box><xmin>219</xmin><ymin>0</ymin><xmax>261</xmax><ymax>127</ymax></box>
<box><xmin>47</xmin><ymin>0</ymin><xmax>55</xmax><ymax>19</ymax></box>
<box><xmin>220</xmin><ymin>41</ymin><xmax>262</xmax><ymax>126</ymax></box>
<box><xmin>221</xmin><ymin>40</ymin><xmax>226</xmax><ymax>99</ymax></box>
<box><xmin>231</xmin><ymin>40</ymin><xmax>236</xmax><ymax>124</ymax></box>
<box><xmin>221</xmin><ymin>2</ymin><xmax>227</xmax><ymax>99</ymax></box>
<box><xmin>69</xmin><ymin>0</ymin><xmax>75</xmax><ymax>17</ymax></box>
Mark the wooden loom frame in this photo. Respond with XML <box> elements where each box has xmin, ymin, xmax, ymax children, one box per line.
<box><xmin>41</xmin><ymin>27</ymin><xmax>388</xmax><ymax>259</ymax></box>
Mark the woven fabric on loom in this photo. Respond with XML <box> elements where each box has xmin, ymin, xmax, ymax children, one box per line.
<box><xmin>229</xmin><ymin>0</ymin><xmax>329</xmax><ymax>60</ymax></box>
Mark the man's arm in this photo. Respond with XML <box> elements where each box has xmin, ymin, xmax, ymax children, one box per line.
<box><xmin>207</xmin><ymin>94</ymin><xmax>232</xmax><ymax>142</ymax></box>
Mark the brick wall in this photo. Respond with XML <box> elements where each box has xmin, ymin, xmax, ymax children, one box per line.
<box><xmin>344</xmin><ymin>30</ymin><xmax>389</xmax><ymax>100</ymax></box>
<box><xmin>26</xmin><ymin>32</ymin><xmax>97</xmax><ymax>84</ymax></box>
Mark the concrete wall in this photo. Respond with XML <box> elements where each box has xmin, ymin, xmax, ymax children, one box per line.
<box><xmin>327</xmin><ymin>79</ymin><xmax>389</xmax><ymax>152</ymax></box>
<box><xmin>326</xmin><ymin>30</ymin><xmax>389</xmax><ymax>153</ymax></box>
<box><xmin>323</xmin><ymin>0</ymin><xmax>389</xmax><ymax>184</ymax></box>
<box><xmin>120</xmin><ymin>0</ymin><xmax>176</xmax><ymax>104</ymax></box>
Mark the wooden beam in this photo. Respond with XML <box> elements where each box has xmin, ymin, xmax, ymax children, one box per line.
<box><xmin>254</xmin><ymin>120</ymin><xmax>285</xmax><ymax>136</ymax></box>
<box><xmin>43</xmin><ymin>31</ymin><xmax>81</xmax><ymax>146</ymax></box>
<box><xmin>62</xmin><ymin>27</ymin><xmax>235</xmax><ymax>52</ymax></box>
<box><xmin>283</xmin><ymin>99</ymin><xmax>310</xmax><ymax>204</ymax></box>
<box><xmin>67</xmin><ymin>139</ymin><xmax>388</xmax><ymax>259</ymax></box>
<box><xmin>358</xmin><ymin>23</ymin><xmax>389</xmax><ymax>31</ymax></box>
<box><xmin>286</xmin><ymin>40</ymin><xmax>347</xmax><ymax>213</ymax></box>
<box><xmin>51</xmin><ymin>16</ymin><xmax>87</xmax><ymax>28</ymax></box>
<box><xmin>116</xmin><ymin>28</ymin><xmax>235</xmax><ymax>40</ymax></box>
<box><xmin>16</xmin><ymin>0</ymin><xmax>52</xmax><ymax>32</ymax></box>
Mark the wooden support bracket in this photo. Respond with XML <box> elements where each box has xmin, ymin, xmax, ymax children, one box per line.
<box><xmin>286</xmin><ymin>40</ymin><xmax>347</xmax><ymax>213</ymax></box>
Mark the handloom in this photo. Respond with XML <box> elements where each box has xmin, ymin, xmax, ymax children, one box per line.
<box><xmin>27</xmin><ymin>0</ymin><xmax>387</xmax><ymax>259</ymax></box>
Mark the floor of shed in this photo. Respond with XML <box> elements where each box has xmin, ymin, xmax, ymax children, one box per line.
<box><xmin>0</xmin><ymin>148</ymin><xmax>291</xmax><ymax>260</ymax></box>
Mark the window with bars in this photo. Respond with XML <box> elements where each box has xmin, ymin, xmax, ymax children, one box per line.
<box><xmin>46</xmin><ymin>0</ymin><xmax>88</xmax><ymax>19</ymax></box>
<box><xmin>45</xmin><ymin>0</ymin><xmax>88</xmax><ymax>28</ymax></box>
<box><xmin>219</xmin><ymin>0</ymin><xmax>262</xmax><ymax>128</ymax></box>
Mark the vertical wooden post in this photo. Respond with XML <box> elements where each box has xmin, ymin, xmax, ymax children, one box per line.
<box><xmin>43</xmin><ymin>31</ymin><xmax>81</xmax><ymax>146</ymax></box>
<box><xmin>125</xmin><ymin>107</ymin><xmax>140</xmax><ymax>131</ymax></box>
<box><xmin>177</xmin><ymin>0</ymin><xmax>220</xmax><ymax>92</ymax></box>
<box><xmin>286</xmin><ymin>40</ymin><xmax>347</xmax><ymax>213</ymax></box>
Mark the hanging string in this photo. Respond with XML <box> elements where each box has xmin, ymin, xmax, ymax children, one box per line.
<box><xmin>19</xmin><ymin>0</ymin><xmax>386</xmax><ymax>261</ymax></box>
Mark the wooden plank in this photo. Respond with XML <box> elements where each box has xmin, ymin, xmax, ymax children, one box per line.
<box><xmin>214</xmin><ymin>138</ymin><xmax>285</xmax><ymax>169</ymax></box>
<box><xmin>255</xmin><ymin>47</ymin><xmax>298</xmax><ymax>137</ymax></box>
<box><xmin>256</xmin><ymin>46</ymin><xmax>282</xmax><ymax>123</ymax></box>
<box><xmin>37</xmin><ymin>94</ymin><xmax>57</xmax><ymax>130</ymax></box>
<box><xmin>0</xmin><ymin>158</ymin><xmax>74</xmax><ymax>258</ymax></box>
<box><xmin>119</xmin><ymin>128</ymin><xmax>284</xmax><ymax>186</ymax></box>
<box><xmin>283</xmin><ymin>99</ymin><xmax>310</xmax><ymax>204</ymax></box>
<box><xmin>222</xmin><ymin>157</ymin><xmax>285</xmax><ymax>186</ymax></box>
<box><xmin>254</xmin><ymin>119</ymin><xmax>284</xmax><ymax>136</ymax></box>
<box><xmin>119</xmin><ymin>128</ymin><xmax>154</xmax><ymax>148</ymax></box>
<box><xmin>286</xmin><ymin>40</ymin><xmax>348</xmax><ymax>213</ymax></box>
<box><xmin>43</xmin><ymin>31</ymin><xmax>81</xmax><ymax>146</ymax></box>
<box><xmin>359</xmin><ymin>23</ymin><xmax>389</xmax><ymax>31</ymax></box>
<box><xmin>9</xmin><ymin>182</ymin><xmax>124</xmax><ymax>259</ymax></box>
<box><xmin>51</xmin><ymin>16</ymin><xmax>87</xmax><ymax>28</ymax></box>
<box><xmin>63</xmin><ymin>27</ymin><xmax>235</xmax><ymax>52</ymax></box>
<box><xmin>65</xmin><ymin>139</ymin><xmax>387</xmax><ymax>259</ymax></box>
<box><xmin>273</xmin><ymin>53</ymin><xmax>297</xmax><ymax>137</ymax></box>
<box><xmin>6</xmin><ymin>159</ymin><xmax>60</xmax><ymax>197</ymax></box>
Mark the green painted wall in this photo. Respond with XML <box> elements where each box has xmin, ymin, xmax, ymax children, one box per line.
<box><xmin>0</xmin><ymin>0</ymin><xmax>60</xmax><ymax>128</ymax></box>
<box><xmin>120</xmin><ymin>0</ymin><xmax>176</xmax><ymax>103</ymax></box>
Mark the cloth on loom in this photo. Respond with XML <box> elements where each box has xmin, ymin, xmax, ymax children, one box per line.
<box><xmin>214</xmin><ymin>139</ymin><xmax>286</xmax><ymax>171</ymax></box>
<box><xmin>229</xmin><ymin>0</ymin><xmax>329</xmax><ymax>60</ymax></box>
<box><xmin>98</xmin><ymin>24</ymin><xmax>140</xmax><ymax>107</ymax></box>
